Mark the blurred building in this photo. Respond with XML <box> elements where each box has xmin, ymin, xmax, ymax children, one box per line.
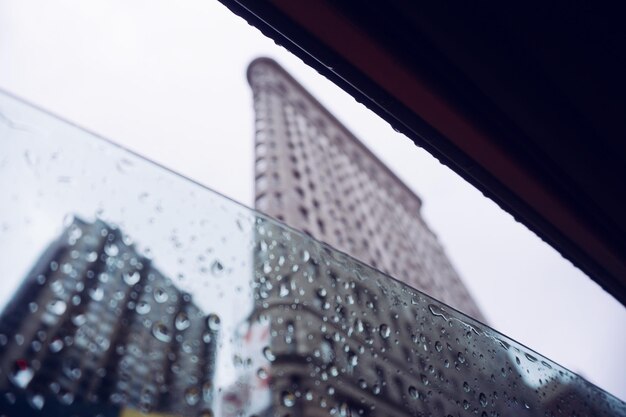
<box><xmin>0</xmin><ymin>218</ymin><xmax>218</xmax><ymax>416</ymax></box>
<box><xmin>227</xmin><ymin>219</ymin><xmax>544</xmax><ymax>417</ymax></box>
<box><xmin>248</xmin><ymin>57</ymin><xmax>483</xmax><ymax>321</ymax></box>
<box><xmin>241</xmin><ymin>59</ymin><xmax>552</xmax><ymax>417</ymax></box>
<box><xmin>232</xmin><ymin>217</ymin><xmax>617</xmax><ymax>417</ymax></box>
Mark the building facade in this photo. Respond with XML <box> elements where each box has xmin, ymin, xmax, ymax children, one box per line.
<box><xmin>248</xmin><ymin>57</ymin><xmax>483</xmax><ymax>321</ymax></box>
<box><xmin>0</xmin><ymin>218</ymin><xmax>218</xmax><ymax>416</ymax></box>
<box><xmin>241</xmin><ymin>59</ymin><xmax>507</xmax><ymax>417</ymax></box>
<box><xmin>227</xmin><ymin>218</ymin><xmax>554</xmax><ymax>417</ymax></box>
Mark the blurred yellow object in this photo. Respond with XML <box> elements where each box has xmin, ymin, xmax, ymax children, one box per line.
<box><xmin>120</xmin><ymin>408</ymin><xmax>181</xmax><ymax>417</ymax></box>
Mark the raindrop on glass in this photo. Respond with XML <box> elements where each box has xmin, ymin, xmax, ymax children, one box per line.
<box><xmin>281</xmin><ymin>391</ymin><xmax>296</xmax><ymax>407</ymax></box>
<box><xmin>479</xmin><ymin>392</ymin><xmax>488</xmax><ymax>407</ymax></box>
<box><xmin>123</xmin><ymin>271</ymin><xmax>140</xmax><ymax>286</ymax></box>
<box><xmin>89</xmin><ymin>287</ymin><xmax>104</xmax><ymax>301</ymax></box>
<box><xmin>211</xmin><ymin>260</ymin><xmax>224</xmax><ymax>276</ymax></box>
<box><xmin>47</xmin><ymin>299</ymin><xmax>67</xmax><ymax>315</ymax></box>
<box><xmin>104</xmin><ymin>243</ymin><xmax>119</xmax><ymax>257</ymax></box>
<box><xmin>28</xmin><ymin>393</ymin><xmax>45</xmax><ymax>410</ymax></box>
<box><xmin>257</xmin><ymin>368</ymin><xmax>268</xmax><ymax>380</ymax></box>
<box><xmin>184</xmin><ymin>386</ymin><xmax>200</xmax><ymax>406</ymax></box>
<box><xmin>152</xmin><ymin>322</ymin><xmax>172</xmax><ymax>343</ymax></box>
<box><xmin>154</xmin><ymin>287</ymin><xmax>168</xmax><ymax>303</ymax></box>
<box><xmin>49</xmin><ymin>338</ymin><xmax>64</xmax><ymax>353</ymax></box>
<box><xmin>62</xmin><ymin>358</ymin><xmax>82</xmax><ymax>381</ymax></box>
<box><xmin>175</xmin><ymin>312</ymin><xmax>191</xmax><ymax>331</ymax></box>
<box><xmin>379</xmin><ymin>324</ymin><xmax>391</xmax><ymax>339</ymax></box>
<box><xmin>207</xmin><ymin>313</ymin><xmax>221</xmax><ymax>331</ymax></box>
<box><xmin>9</xmin><ymin>360</ymin><xmax>34</xmax><ymax>388</ymax></box>
<box><xmin>136</xmin><ymin>301</ymin><xmax>151</xmax><ymax>315</ymax></box>
<box><xmin>263</xmin><ymin>346</ymin><xmax>276</xmax><ymax>362</ymax></box>
<box><xmin>72</xmin><ymin>314</ymin><xmax>87</xmax><ymax>326</ymax></box>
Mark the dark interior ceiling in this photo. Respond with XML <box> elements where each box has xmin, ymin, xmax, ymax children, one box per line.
<box><xmin>219</xmin><ymin>0</ymin><xmax>626</xmax><ymax>306</ymax></box>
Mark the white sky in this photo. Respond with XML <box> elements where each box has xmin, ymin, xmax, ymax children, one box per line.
<box><xmin>0</xmin><ymin>0</ymin><xmax>624</xmax><ymax>400</ymax></box>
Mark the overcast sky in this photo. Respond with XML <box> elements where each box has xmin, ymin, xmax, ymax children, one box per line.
<box><xmin>1</xmin><ymin>0</ymin><xmax>624</xmax><ymax>400</ymax></box>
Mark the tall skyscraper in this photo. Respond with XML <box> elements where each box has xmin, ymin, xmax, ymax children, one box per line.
<box><xmin>240</xmin><ymin>60</ymin><xmax>611</xmax><ymax>417</ymax></box>
<box><xmin>248</xmin><ymin>58</ymin><xmax>483</xmax><ymax>321</ymax></box>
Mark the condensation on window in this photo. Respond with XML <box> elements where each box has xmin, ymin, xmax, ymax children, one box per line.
<box><xmin>0</xmin><ymin>91</ymin><xmax>624</xmax><ymax>416</ymax></box>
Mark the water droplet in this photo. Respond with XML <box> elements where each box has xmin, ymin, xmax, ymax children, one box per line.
<box><xmin>28</xmin><ymin>393</ymin><xmax>45</xmax><ymax>410</ymax></box>
<box><xmin>104</xmin><ymin>243</ymin><xmax>119</xmax><ymax>257</ymax></box>
<box><xmin>89</xmin><ymin>287</ymin><xmax>104</xmax><ymax>301</ymax></box>
<box><xmin>379</xmin><ymin>324</ymin><xmax>391</xmax><ymax>339</ymax></box>
<box><xmin>281</xmin><ymin>391</ymin><xmax>296</xmax><ymax>407</ymax></box>
<box><xmin>257</xmin><ymin>368</ymin><xmax>268</xmax><ymax>380</ymax></box>
<box><xmin>62</xmin><ymin>358</ymin><xmax>82</xmax><ymax>380</ymax></box>
<box><xmin>58</xmin><ymin>390</ymin><xmax>74</xmax><ymax>405</ymax></box>
<box><xmin>339</xmin><ymin>402</ymin><xmax>352</xmax><ymax>417</ymax></box>
<box><xmin>152</xmin><ymin>322</ymin><xmax>172</xmax><ymax>343</ymax></box>
<box><xmin>435</xmin><ymin>341</ymin><xmax>443</xmax><ymax>352</ymax></box>
<box><xmin>47</xmin><ymin>300</ymin><xmax>67</xmax><ymax>315</ymax></box>
<box><xmin>457</xmin><ymin>352</ymin><xmax>466</xmax><ymax>364</ymax></box>
<box><xmin>420</xmin><ymin>374</ymin><xmax>429</xmax><ymax>385</ymax></box>
<box><xmin>263</xmin><ymin>346</ymin><xmax>276</xmax><ymax>362</ymax></box>
<box><xmin>49</xmin><ymin>338</ymin><xmax>64</xmax><ymax>353</ymax></box>
<box><xmin>463</xmin><ymin>399</ymin><xmax>470</xmax><ymax>410</ymax></box>
<box><xmin>463</xmin><ymin>381</ymin><xmax>470</xmax><ymax>392</ymax></box>
<box><xmin>408</xmin><ymin>386</ymin><xmax>418</xmax><ymax>399</ymax></box>
<box><xmin>72</xmin><ymin>314</ymin><xmax>87</xmax><ymax>326</ymax></box>
<box><xmin>123</xmin><ymin>271</ymin><xmax>140</xmax><ymax>286</ymax></box>
<box><xmin>515</xmin><ymin>356</ymin><xmax>521</xmax><ymax>365</ymax></box>
<box><xmin>24</xmin><ymin>150</ymin><xmax>40</xmax><ymax>167</ymax></box>
<box><xmin>428</xmin><ymin>304</ymin><xmax>449</xmax><ymax>321</ymax></box>
<box><xmin>86</xmin><ymin>251</ymin><xmax>98</xmax><ymax>262</ymax></box>
<box><xmin>525</xmin><ymin>353</ymin><xmax>537</xmax><ymax>363</ymax></box>
<box><xmin>136</xmin><ymin>301</ymin><xmax>151</xmax><ymax>315</ymax></box>
<box><xmin>184</xmin><ymin>386</ymin><xmax>200</xmax><ymax>406</ymax></box>
<box><xmin>154</xmin><ymin>287</ymin><xmax>168</xmax><ymax>303</ymax></box>
<box><xmin>497</xmin><ymin>338</ymin><xmax>510</xmax><ymax>350</ymax></box>
<box><xmin>207</xmin><ymin>314</ymin><xmax>221</xmax><ymax>331</ymax></box>
<box><xmin>479</xmin><ymin>392</ymin><xmax>488</xmax><ymax>407</ymax></box>
<box><xmin>175</xmin><ymin>312</ymin><xmax>191</xmax><ymax>331</ymax></box>
<box><xmin>116</xmin><ymin>158</ymin><xmax>134</xmax><ymax>173</ymax></box>
<box><xmin>211</xmin><ymin>260</ymin><xmax>224</xmax><ymax>276</ymax></box>
<box><xmin>9</xmin><ymin>360</ymin><xmax>34</xmax><ymax>388</ymax></box>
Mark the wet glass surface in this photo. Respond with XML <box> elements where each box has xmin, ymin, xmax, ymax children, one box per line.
<box><xmin>0</xmin><ymin>90</ymin><xmax>624</xmax><ymax>417</ymax></box>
